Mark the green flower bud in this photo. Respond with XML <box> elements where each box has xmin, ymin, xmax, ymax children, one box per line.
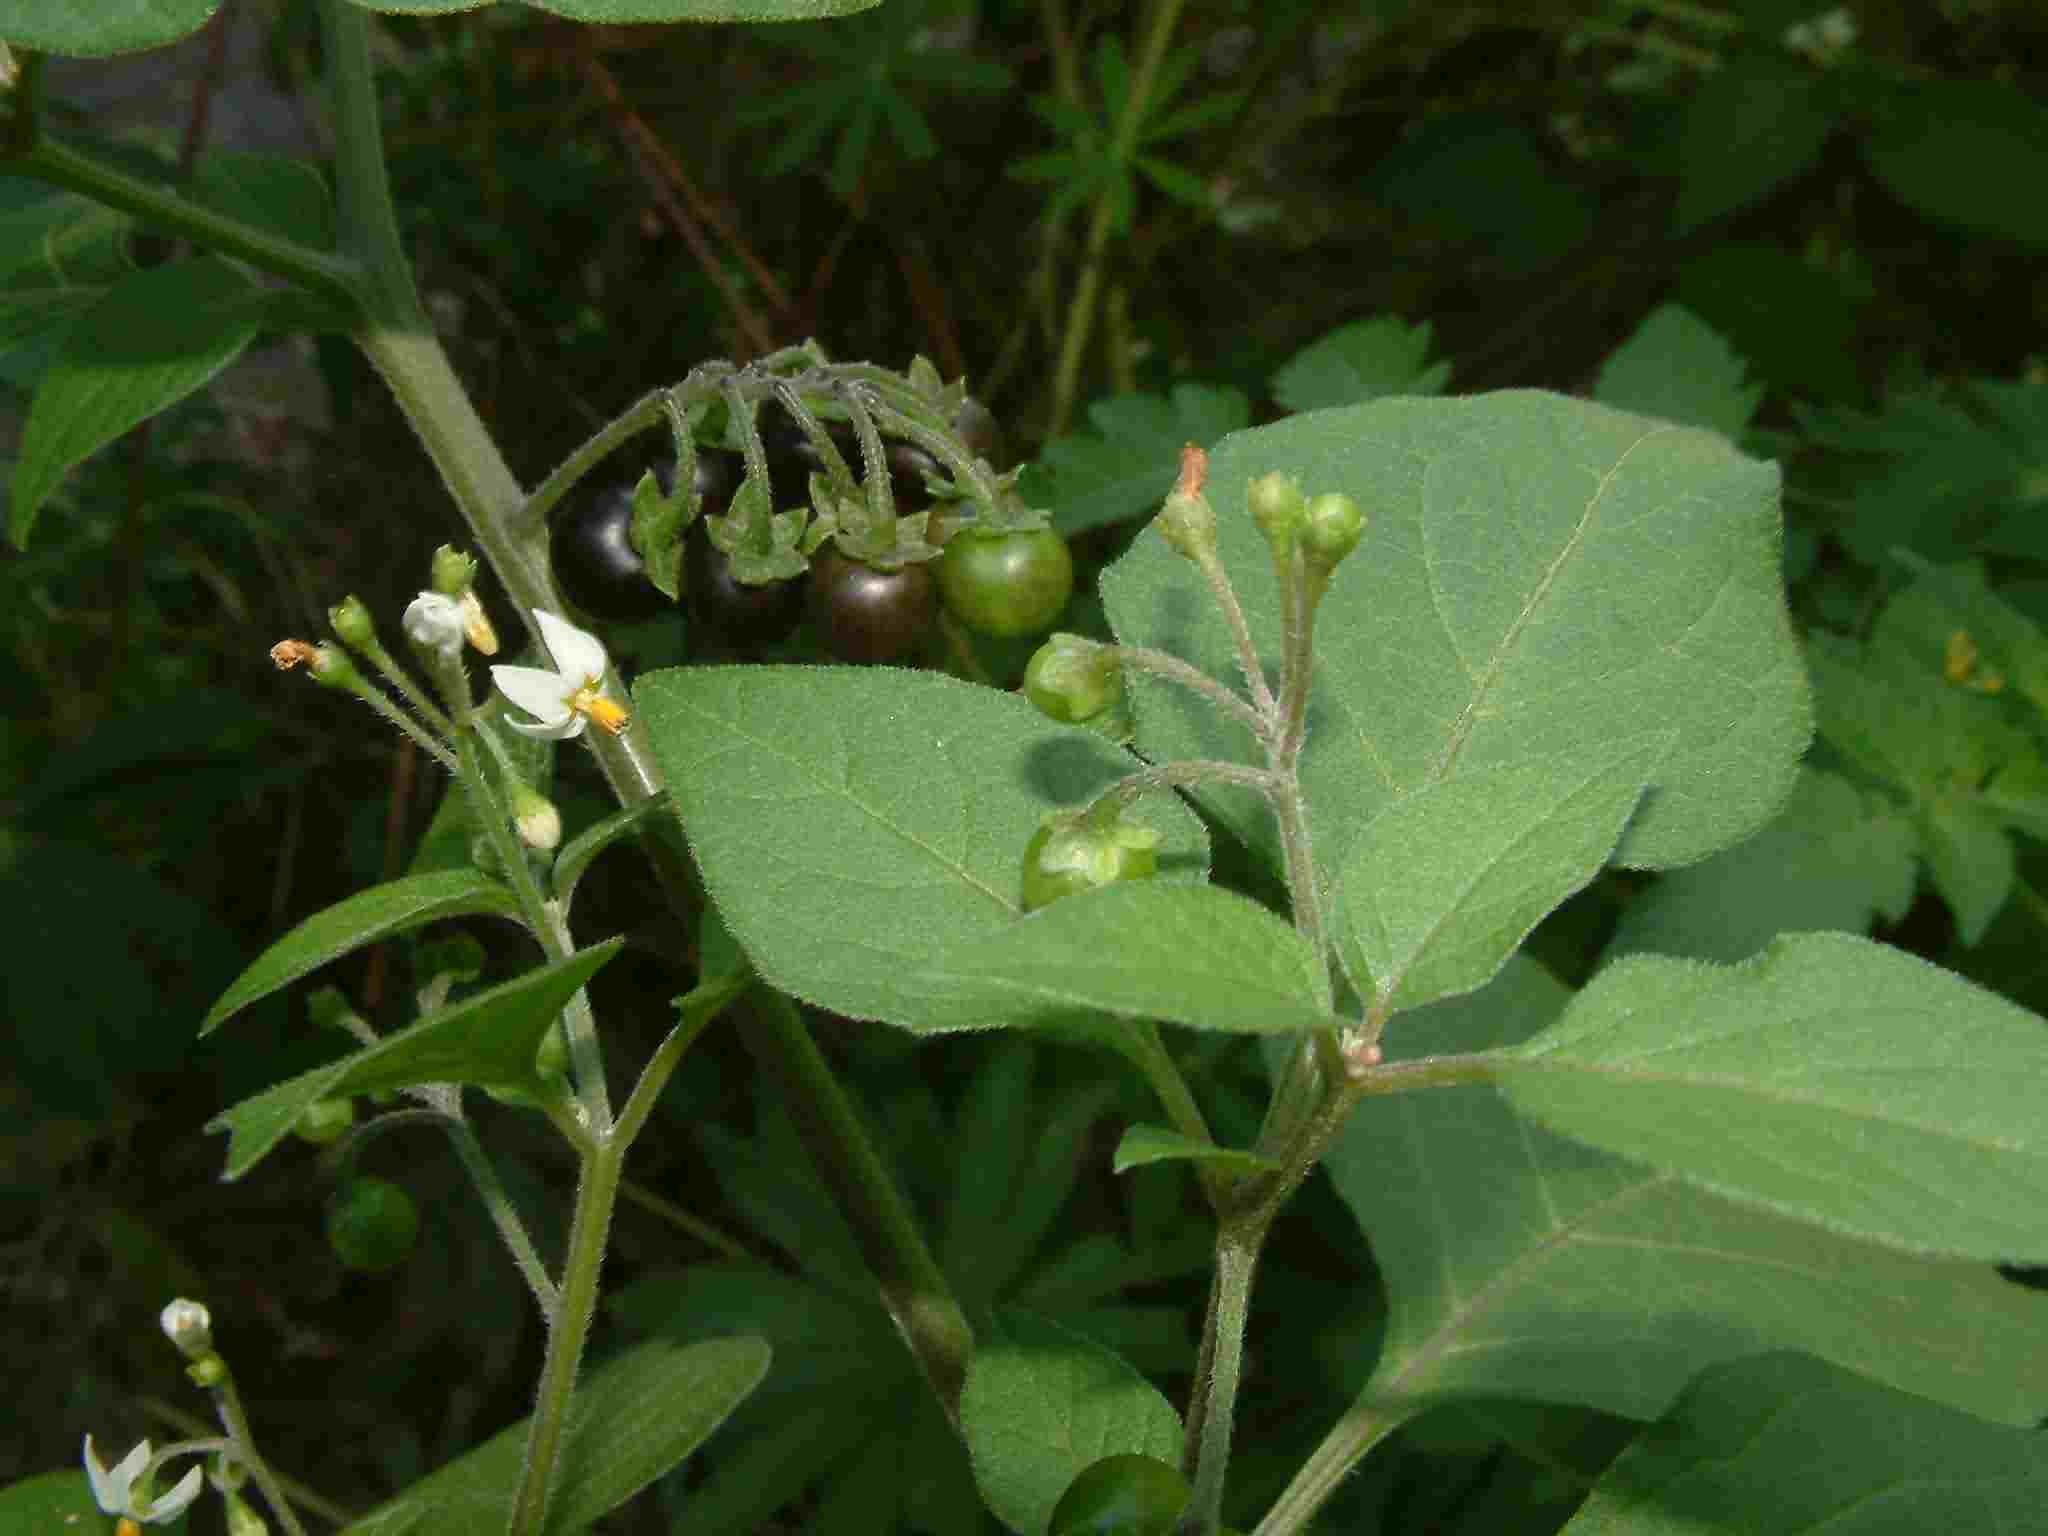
<box><xmin>1155</xmin><ymin>441</ymin><xmax>1217</xmax><ymax>560</ymax></box>
<box><xmin>1246</xmin><ymin>472</ymin><xmax>1306</xmax><ymax>553</ymax></box>
<box><xmin>510</xmin><ymin>783</ymin><xmax>561</xmax><ymax>852</ymax></box>
<box><xmin>293</xmin><ymin>1097</ymin><xmax>356</xmax><ymax>1145</ymax></box>
<box><xmin>328</xmin><ymin>595</ymin><xmax>377</xmax><ymax>651</ymax></box>
<box><xmin>1023</xmin><ymin>634</ymin><xmax>1123</xmax><ymax>724</ymax></box>
<box><xmin>1021</xmin><ymin>811</ymin><xmax>1160</xmax><ymax>911</ymax></box>
<box><xmin>431</xmin><ymin>544</ymin><xmax>480</xmax><ymax>598</ymax></box>
<box><xmin>1302</xmin><ymin>491</ymin><xmax>1364</xmax><ymax>568</ymax></box>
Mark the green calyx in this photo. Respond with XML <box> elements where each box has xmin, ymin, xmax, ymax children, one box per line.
<box><xmin>1302</xmin><ymin>490</ymin><xmax>1364</xmax><ymax>569</ymax></box>
<box><xmin>1021</xmin><ymin>809</ymin><xmax>1160</xmax><ymax>911</ymax></box>
<box><xmin>1023</xmin><ymin>633</ymin><xmax>1122</xmax><ymax>724</ymax></box>
<box><xmin>1246</xmin><ymin>471</ymin><xmax>1307</xmax><ymax>555</ymax></box>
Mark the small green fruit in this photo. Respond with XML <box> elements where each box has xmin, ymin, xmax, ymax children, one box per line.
<box><xmin>1022</xmin><ymin>814</ymin><xmax>1159</xmax><ymax>911</ymax></box>
<box><xmin>327</xmin><ymin>1177</ymin><xmax>420</xmax><ymax>1272</ymax></box>
<box><xmin>293</xmin><ymin>1097</ymin><xmax>355</xmax><ymax>1145</ymax></box>
<box><xmin>1023</xmin><ymin>634</ymin><xmax>1122</xmax><ymax>724</ymax></box>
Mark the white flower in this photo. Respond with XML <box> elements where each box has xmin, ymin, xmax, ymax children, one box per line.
<box><xmin>490</xmin><ymin>610</ymin><xmax>630</xmax><ymax>740</ymax></box>
<box><xmin>84</xmin><ymin>1437</ymin><xmax>205</xmax><ymax>1525</ymax></box>
<box><xmin>159</xmin><ymin>1298</ymin><xmax>212</xmax><ymax>1357</ymax></box>
<box><xmin>403</xmin><ymin>592</ymin><xmax>467</xmax><ymax>661</ymax></box>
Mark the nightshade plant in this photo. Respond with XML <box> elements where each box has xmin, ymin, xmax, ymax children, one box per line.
<box><xmin>6</xmin><ymin>4</ymin><xmax>2048</xmax><ymax>1536</ymax></box>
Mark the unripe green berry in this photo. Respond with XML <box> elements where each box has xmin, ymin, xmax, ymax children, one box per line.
<box><xmin>1246</xmin><ymin>471</ymin><xmax>1306</xmax><ymax>552</ymax></box>
<box><xmin>294</xmin><ymin>1097</ymin><xmax>356</xmax><ymax>1145</ymax></box>
<box><xmin>328</xmin><ymin>595</ymin><xmax>377</xmax><ymax>650</ymax></box>
<box><xmin>1023</xmin><ymin>634</ymin><xmax>1123</xmax><ymax>724</ymax></box>
<box><xmin>327</xmin><ymin>1177</ymin><xmax>419</xmax><ymax>1272</ymax></box>
<box><xmin>1022</xmin><ymin>813</ymin><xmax>1160</xmax><ymax>911</ymax></box>
<box><xmin>1302</xmin><ymin>491</ymin><xmax>1364</xmax><ymax>568</ymax></box>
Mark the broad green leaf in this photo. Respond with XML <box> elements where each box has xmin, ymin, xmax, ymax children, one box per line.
<box><xmin>188</xmin><ymin>152</ymin><xmax>335</xmax><ymax>249</ymax></box>
<box><xmin>1864</xmin><ymin>80</ymin><xmax>2048</xmax><ymax>249</ymax></box>
<box><xmin>0</xmin><ymin>1468</ymin><xmax>107</xmax><ymax>1531</ymax></box>
<box><xmin>1920</xmin><ymin>793</ymin><xmax>2014</xmax><ymax>946</ymax></box>
<box><xmin>340</xmin><ymin>1330</ymin><xmax>770</xmax><ymax>1534</ymax></box>
<box><xmin>208</xmin><ymin>940</ymin><xmax>621</xmax><ymax>1179</ymax></box>
<box><xmin>920</xmin><ymin>881</ymin><xmax>1338</xmax><ymax>1036</ymax></box>
<box><xmin>961</xmin><ymin>1310</ymin><xmax>1182</xmax><ymax>1536</ymax></box>
<box><xmin>202</xmin><ymin>870</ymin><xmax>524</xmax><ymax>1034</ymax></box>
<box><xmin>1605</xmin><ymin>767</ymin><xmax>1917</xmax><ymax>964</ymax></box>
<box><xmin>1111</xmin><ymin>1124</ymin><xmax>1277</xmax><ymax>1177</ymax></box>
<box><xmin>342</xmin><ymin>0</ymin><xmax>879</xmax><ymax>16</ymax></box>
<box><xmin>1561</xmin><ymin>1352</ymin><xmax>2048</xmax><ymax>1535</ymax></box>
<box><xmin>1020</xmin><ymin>384</ymin><xmax>1253</xmax><ymax>536</ymax></box>
<box><xmin>634</xmin><ymin>666</ymin><xmax>1207</xmax><ymax>1035</ymax></box>
<box><xmin>1501</xmin><ymin>932</ymin><xmax>2048</xmax><ymax>1260</ymax></box>
<box><xmin>1325</xmin><ymin>956</ymin><xmax>2048</xmax><ymax>1440</ymax></box>
<box><xmin>1270</xmin><ymin>315</ymin><xmax>1452</xmax><ymax>414</ymax></box>
<box><xmin>1593</xmin><ymin>305</ymin><xmax>1763</xmax><ymax>440</ymax></box>
<box><xmin>1334</xmin><ymin>734</ymin><xmax>1666</xmax><ymax>1013</ymax></box>
<box><xmin>0</xmin><ymin>0</ymin><xmax>216</xmax><ymax>53</ymax></box>
<box><xmin>1671</xmin><ymin>53</ymin><xmax>1834</xmax><ymax>235</ymax></box>
<box><xmin>1101</xmin><ymin>393</ymin><xmax>1810</xmax><ymax>901</ymax></box>
<box><xmin>12</xmin><ymin>256</ymin><xmax>268</xmax><ymax>548</ymax></box>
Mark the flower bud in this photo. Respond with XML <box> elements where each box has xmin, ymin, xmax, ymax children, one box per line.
<box><xmin>431</xmin><ymin>544</ymin><xmax>480</xmax><ymax>598</ymax></box>
<box><xmin>402</xmin><ymin>591</ymin><xmax>466</xmax><ymax>662</ymax></box>
<box><xmin>1246</xmin><ymin>472</ymin><xmax>1306</xmax><ymax>553</ymax></box>
<box><xmin>271</xmin><ymin>639</ymin><xmax>364</xmax><ymax>692</ymax></box>
<box><xmin>328</xmin><ymin>595</ymin><xmax>377</xmax><ymax>651</ymax></box>
<box><xmin>1301</xmin><ymin>491</ymin><xmax>1363</xmax><ymax>569</ymax></box>
<box><xmin>1023</xmin><ymin>634</ymin><xmax>1122</xmax><ymax>724</ymax></box>
<box><xmin>510</xmin><ymin>784</ymin><xmax>562</xmax><ymax>852</ymax></box>
<box><xmin>160</xmin><ymin>1299</ymin><xmax>212</xmax><ymax>1359</ymax></box>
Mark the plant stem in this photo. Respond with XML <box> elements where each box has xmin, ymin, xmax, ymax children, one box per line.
<box><xmin>206</xmin><ymin>1363</ymin><xmax>311</xmax><ymax>1536</ymax></box>
<box><xmin>1249</xmin><ymin>1393</ymin><xmax>1405</xmax><ymax>1536</ymax></box>
<box><xmin>505</xmin><ymin>1132</ymin><xmax>624</xmax><ymax>1536</ymax></box>
<box><xmin>1114</xmin><ymin>643</ymin><xmax>1270</xmax><ymax>740</ymax></box>
<box><xmin>743</xmin><ymin>987</ymin><xmax>977</xmax><ymax>1427</ymax></box>
<box><xmin>443</xmin><ymin>1115</ymin><xmax>562</xmax><ymax>1317</ymax></box>
<box><xmin>1180</xmin><ymin>1218</ymin><xmax>1268</xmax><ymax>1536</ymax></box>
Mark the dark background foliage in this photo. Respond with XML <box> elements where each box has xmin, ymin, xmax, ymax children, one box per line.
<box><xmin>3</xmin><ymin>0</ymin><xmax>2046</xmax><ymax>1528</ymax></box>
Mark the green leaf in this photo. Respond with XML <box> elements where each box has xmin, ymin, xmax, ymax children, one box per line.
<box><xmin>11</xmin><ymin>256</ymin><xmax>267</xmax><ymax>548</ymax></box>
<box><xmin>208</xmin><ymin>940</ymin><xmax>621</xmax><ymax>1179</ymax></box>
<box><xmin>202</xmin><ymin>870</ymin><xmax>524</xmax><ymax>1035</ymax></box>
<box><xmin>1593</xmin><ymin>305</ymin><xmax>1764</xmax><ymax>440</ymax></box>
<box><xmin>1920</xmin><ymin>793</ymin><xmax>2014</xmax><ymax>946</ymax></box>
<box><xmin>340</xmin><ymin>1330</ymin><xmax>770</xmax><ymax>1534</ymax></box>
<box><xmin>1864</xmin><ymin>80</ymin><xmax>2048</xmax><ymax>249</ymax></box>
<box><xmin>1605</xmin><ymin>767</ymin><xmax>1917</xmax><ymax>964</ymax></box>
<box><xmin>1561</xmin><ymin>1352</ymin><xmax>2048</xmax><ymax>1535</ymax></box>
<box><xmin>1334</xmin><ymin>734</ymin><xmax>1668</xmax><ymax>1013</ymax></box>
<box><xmin>0</xmin><ymin>1468</ymin><xmax>108</xmax><ymax>1530</ymax></box>
<box><xmin>1501</xmin><ymin>933</ymin><xmax>2048</xmax><ymax>1261</ymax></box>
<box><xmin>1111</xmin><ymin>1124</ymin><xmax>1277</xmax><ymax>1177</ymax></box>
<box><xmin>633</xmin><ymin>666</ymin><xmax>1208</xmax><ymax>1036</ymax></box>
<box><xmin>1671</xmin><ymin>53</ymin><xmax>1834</xmax><ymax>235</ymax></box>
<box><xmin>1270</xmin><ymin>315</ymin><xmax>1453</xmax><ymax>414</ymax></box>
<box><xmin>1021</xmin><ymin>384</ymin><xmax>1253</xmax><ymax>536</ymax></box>
<box><xmin>921</xmin><ymin>881</ymin><xmax>1339</xmax><ymax>1035</ymax></box>
<box><xmin>961</xmin><ymin>1310</ymin><xmax>1182</xmax><ymax>1536</ymax></box>
<box><xmin>1328</xmin><ymin>956</ymin><xmax>2048</xmax><ymax>1433</ymax></box>
<box><xmin>0</xmin><ymin>0</ymin><xmax>216</xmax><ymax>54</ymax></box>
<box><xmin>1102</xmin><ymin>393</ymin><xmax>1811</xmax><ymax>904</ymax></box>
<box><xmin>188</xmin><ymin>151</ymin><xmax>335</xmax><ymax>249</ymax></box>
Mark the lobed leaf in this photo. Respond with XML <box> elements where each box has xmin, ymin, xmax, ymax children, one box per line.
<box><xmin>1270</xmin><ymin>315</ymin><xmax>1453</xmax><ymax>414</ymax></box>
<box><xmin>1592</xmin><ymin>304</ymin><xmax>1763</xmax><ymax>440</ymax></box>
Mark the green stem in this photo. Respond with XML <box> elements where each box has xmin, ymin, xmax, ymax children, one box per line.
<box><xmin>1195</xmin><ymin>547</ymin><xmax>1278</xmax><ymax>719</ymax></box>
<box><xmin>1122</xmin><ymin>1021</ymin><xmax>1225</xmax><ymax>1208</ymax></box>
<box><xmin>1113</xmin><ymin>644</ymin><xmax>1269</xmax><ymax>741</ymax></box>
<box><xmin>1044</xmin><ymin>0</ymin><xmax>1191</xmax><ymax>435</ymax></box>
<box><xmin>1249</xmin><ymin>1393</ymin><xmax>1405</xmax><ymax>1536</ymax></box>
<box><xmin>206</xmin><ymin>1363</ymin><xmax>311</xmax><ymax>1536</ymax></box>
<box><xmin>443</xmin><ymin>1115</ymin><xmax>562</xmax><ymax>1317</ymax></box>
<box><xmin>1</xmin><ymin>135</ymin><xmax>362</xmax><ymax>311</ymax></box>
<box><xmin>1179</xmin><ymin>1220</ymin><xmax>1267</xmax><ymax>1536</ymax></box>
<box><xmin>505</xmin><ymin>1133</ymin><xmax>624</xmax><ymax>1536</ymax></box>
<box><xmin>743</xmin><ymin>987</ymin><xmax>977</xmax><ymax>1427</ymax></box>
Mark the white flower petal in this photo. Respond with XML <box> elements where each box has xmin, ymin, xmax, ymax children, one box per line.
<box><xmin>83</xmin><ymin>1435</ymin><xmax>127</xmax><ymax>1512</ymax></box>
<box><xmin>143</xmin><ymin>1463</ymin><xmax>206</xmax><ymax>1522</ymax></box>
<box><xmin>492</xmin><ymin>665</ymin><xmax>572</xmax><ymax>726</ymax></box>
<box><xmin>505</xmin><ymin>712</ymin><xmax>586</xmax><ymax>741</ymax></box>
<box><xmin>403</xmin><ymin>593</ymin><xmax>466</xmax><ymax>657</ymax></box>
<box><xmin>534</xmin><ymin>608</ymin><xmax>608</xmax><ymax>681</ymax></box>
